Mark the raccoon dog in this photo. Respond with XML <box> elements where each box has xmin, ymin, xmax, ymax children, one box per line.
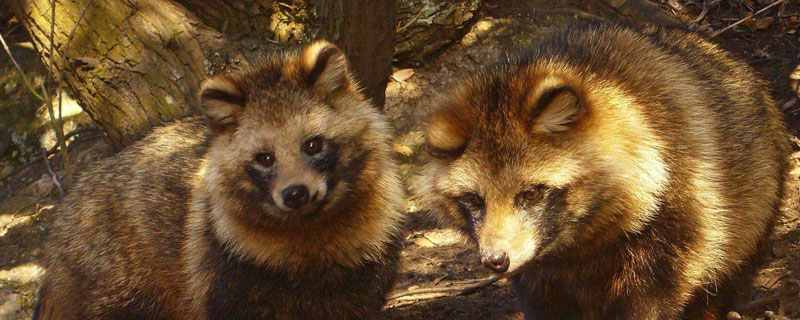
<box><xmin>33</xmin><ymin>41</ymin><xmax>405</xmax><ymax>320</ymax></box>
<box><xmin>417</xmin><ymin>22</ymin><xmax>791</xmax><ymax>319</ymax></box>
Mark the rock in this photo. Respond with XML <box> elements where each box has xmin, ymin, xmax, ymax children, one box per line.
<box><xmin>727</xmin><ymin>311</ymin><xmax>742</xmax><ymax>320</ymax></box>
<box><xmin>0</xmin><ymin>293</ymin><xmax>21</xmax><ymax>320</ymax></box>
<box><xmin>764</xmin><ymin>311</ymin><xmax>790</xmax><ymax>320</ymax></box>
<box><xmin>24</xmin><ymin>175</ymin><xmax>55</xmax><ymax>198</ymax></box>
<box><xmin>391</xmin><ymin>68</ymin><xmax>416</xmax><ymax>82</ymax></box>
<box><xmin>0</xmin><ymin>264</ymin><xmax>46</xmax><ymax>284</ymax></box>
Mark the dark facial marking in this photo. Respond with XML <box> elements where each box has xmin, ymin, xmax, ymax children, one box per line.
<box><xmin>426</xmin><ymin>143</ymin><xmax>467</xmax><ymax>160</ymax></box>
<box><xmin>456</xmin><ymin>193</ymin><xmax>486</xmax><ymax>236</ymax></box>
<box><xmin>200</xmin><ymin>87</ymin><xmax>245</xmax><ymax>106</ymax></box>
<box><xmin>245</xmin><ymin>162</ymin><xmax>276</xmax><ymax>197</ymax></box>
<box><xmin>537</xmin><ymin>187</ymin><xmax>568</xmax><ymax>246</ymax></box>
<box><xmin>309</xmin><ymin>141</ymin><xmax>339</xmax><ymax>174</ymax></box>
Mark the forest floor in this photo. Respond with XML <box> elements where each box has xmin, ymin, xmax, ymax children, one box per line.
<box><xmin>1</xmin><ymin>1</ymin><xmax>800</xmax><ymax>320</ymax></box>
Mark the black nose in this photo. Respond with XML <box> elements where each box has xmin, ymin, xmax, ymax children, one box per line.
<box><xmin>282</xmin><ymin>185</ymin><xmax>309</xmax><ymax>209</ymax></box>
<box><xmin>481</xmin><ymin>251</ymin><xmax>510</xmax><ymax>273</ymax></box>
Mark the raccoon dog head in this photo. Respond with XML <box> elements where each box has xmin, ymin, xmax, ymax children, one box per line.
<box><xmin>199</xmin><ymin>41</ymin><xmax>375</xmax><ymax>223</ymax></box>
<box><xmin>420</xmin><ymin>64</ymin><xmax>668</xmax><ymax>275</ymax></box>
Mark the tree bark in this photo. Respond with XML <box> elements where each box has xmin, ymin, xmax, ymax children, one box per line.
<box><xmin>9</xmin><ymin>0</ymin><xmax>227</xmax><ymax>149</ymax></box>
<box><xmin>9</xmin><ymin>0</ymin><xmax>401</xmax><ymax>148</ymax></box>
<box><xmin>574</xmin><ymin>0</ymin><xmax>685</xmax><ymax>29</ymax></box>
<box><xmin>394</xmin><ymin>0</ymin><xmax>480</xmax><ymax>67</ymax></box>
<box><xmin>312</xmin><ymin>0</ymin><xmax>397</xmax><ymax>107</ymax></box>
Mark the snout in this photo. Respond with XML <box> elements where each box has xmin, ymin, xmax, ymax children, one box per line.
<box><xmin>281</xmin><ymin>185</ymin><xmax>309</xmax><ymax>209</ymax></box>
<box><xmin>480</xmin><ymin>251</ymin><xmax>510</xmax><ymax>273</ymax></box>
<box><xmin>273</xmin><ymin>181</ymin><xmax>328</xmax><ymax>212</ymax></box>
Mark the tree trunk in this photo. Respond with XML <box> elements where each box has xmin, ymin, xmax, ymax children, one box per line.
<box><xmin>9</xmin><ymin>0</ymin><xmax>228</xmax><ymax>149</ymax></box>
<box><xmin>312</xmin><ymin>0</ymin><xmax>396</xmax><ymax>107</ymax></box>
<box><xmin>9</xmin><ymin>0</ymin><xmax>398</xmax><ymax>149</ymax></box>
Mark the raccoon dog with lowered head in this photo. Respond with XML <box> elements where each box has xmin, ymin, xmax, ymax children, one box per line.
<box><xmin>33</xmin><ymin>41</ymin><xmax>405</xmax><ymax>320</ymax></box>
<box><xmin>417</xmin><ymin>22</ymin><xmax>791</xmax><ymax>319</ymax></box>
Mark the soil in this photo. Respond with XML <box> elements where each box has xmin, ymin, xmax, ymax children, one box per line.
<box><xmin>1</xmin><ymin>1</ymin><xmax>800</xmax><ymax>320</ymax></box>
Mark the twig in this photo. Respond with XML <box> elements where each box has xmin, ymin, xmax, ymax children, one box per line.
<box><xmin>432</xmin><ymin>274</ymin><xmax>449</xmax><ymax>285</ymax></box>
<box><xmin>397</xmin><ymin>9</ymin><xmax>425</xmax><ymax>33</ymax></box>
<box><xmin>739</xmin><ymin>291</ymin><xmax>780</xmax><ymax>311</ymax></box>
<box><xmin>710</xmin><ymin>0</ymin><xmax>786</xmax><ymax>38</ymax></box>
<box><xmin>277</xmin><ymin>1</ymin><xmax>296</xmax><ymax>10</ymax></box>
<box><xmin>41</xmin><ymin>148</ymin><xmax>64</xmax><ymax>197</ymax></box>
<box><xmin>386</xmin><ymin>275</ymin><xmax>502</xmax><ymax>301</ymax></box>
<box><xmin>61</xmin><ymin>0</ymin><xmax>93</xmax><ymax>59</ymax></box>
<box><xmin>420</xmin><ymin>233</ymin><xmax>438</xmax><ymax>246</ymax></box>
<box><xmin>548</xmin><ymin>8</ymin><xmax>605</xmax><ymax>22</ymax></box>
<box><xmin>0</xmin><ymin>33</ymin><xmax>46</xmax><ymax>101</ymax></box>
<box><xmin>691</xmin><ymin>1</ymin><xmax>711</xmax><ymax>25</ymax></box>
<box><xmin>0</xmin><ymin>128</ymin><xmax>100</xmax><ymax>183</ymax></box>
<box><xmin>2</xmin><ymin>23</ymin><xmax>21</xmax><ymax>38</ymax></box>
<box><xmin>44</xmin><ymin>0</ymin><xmax>73</xmax><ymax>186</ymax></box>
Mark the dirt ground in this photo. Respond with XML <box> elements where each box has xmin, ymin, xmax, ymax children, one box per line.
<box><xmin>2</xmin><ymin>1</ymin><xmax>800</xmax><ymax>319</ymax></box>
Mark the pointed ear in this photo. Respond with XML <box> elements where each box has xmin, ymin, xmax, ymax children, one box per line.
<box><xmin>199</xmin><ymin>75</ymin><xmax>245</xmax><ymax>130</ymax></box>
<box><xmin>528</xmin><ymin>76</ymin><xmax>583</xmax><ymax>134</ymax></box>
<box><xmin>299</xmin><ymin>40</ymin><xmax>350</xmax><ymax>97</ymax></box>
<box><xmin>425</xmin><ymin>108</ymin><xmax>471</xmax><ymax>159</ymax></box>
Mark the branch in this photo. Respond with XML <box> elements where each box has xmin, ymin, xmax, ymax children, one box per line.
<box><xmin>710</xmin><ymin>0</ymin><xmax>786</xmax><ymax>38</ymax></box>
<box><xmin>45</xmin><ymin>0</ymin><xmax>73</xmax><ymax>185</ymax></box>
<box><xmin>386</xmin><ymin>275</ymin><xmax>502</xmax><ymax>302</ymax></box>
<box><xmin>0</xmin><ymin>33</ymin><xmax>46</xmax><ymax>101</ymax></box>
<box><xmin>40</xmin><ymin>148</ymin><xmax>64</xmax><ymax>197</ymax></box>
<box><xmin>548</xmin><ymin>8</ymin><xmax>605</xmax><ymax>22</ymax></box>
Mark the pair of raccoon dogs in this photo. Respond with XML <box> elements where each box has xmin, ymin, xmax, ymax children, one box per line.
<box><xmin>417</xmin><ymin>22</ymin><xmax>791</xmax><ymax>319</ymax></box>
<box><xmin>34</xmin><ymin>22</ymin><xmax>789</xmax><ymax>320</ymax></box>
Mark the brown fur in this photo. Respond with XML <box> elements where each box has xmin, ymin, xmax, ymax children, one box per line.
<box><xmin>415</xmin><ymin>22</ymin><xmax>791</xmax><ymax>319</ymax></box>
<box><xmin>33</xmin><ymin>41</ymin><xmax>405</xmax><ymax>320</ymax></box>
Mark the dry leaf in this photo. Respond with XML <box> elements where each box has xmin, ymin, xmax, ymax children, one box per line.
<box><xmin>391</xmin><ymin>68</ymin><xmax>415</xmax><ymax>82</ymax></box>
<box><xmin>744</xmin><ymin>16</ymin><xmax>774</xmax><ymax>30</ymax></box>
<box><xmin>413</xmin><ymin>237</ymin><xmax>437</xmax><ymax>247</ymax></box>
<box><xmin>791</xmin><ymin>167</ymin><xmax>800</xmax><ymax>178</ymax></box>
<box><xmin>789</xmin><ymin>65</ymin><xmax>800</xmax><ymax>80</ymax></box>
<box><xmin>393</xmin><ymin>143</ymin><xmax>414</xmax><ymax>157</ymax></box>
<box><xmin>782</xmin><ymin>98</ymin><xmax>797</xmax><ymax>111</ymax></box>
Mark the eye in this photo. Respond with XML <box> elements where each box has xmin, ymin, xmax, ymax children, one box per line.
<box><xmin>520</xmin><ymin>186</ymin><xmax>543</xmax><ymax>202</ymax></box>
<box><xmin>303</xmin><ymin>136</ymin><xmax>324</xmax><ymax>155</ymax></box>
<box><xmin>458</xmin><ymin>192</ymin><xmax>484</xmax><ymax>208</ymax></box>
<box><xmin>255</xmin><ymin>152</ymin><xmax>275</xmax><ymax>167</ymax></box>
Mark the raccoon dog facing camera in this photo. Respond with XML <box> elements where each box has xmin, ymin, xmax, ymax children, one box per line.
<box><xmin>416</xmin><ymin>23</ymin><xmax>791</xmax><ymax>319</ymax></box>
<box><xmin>33</xmin><ymin>41</ymin><xmax>406</xmax><ymax>320</ymax></box>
